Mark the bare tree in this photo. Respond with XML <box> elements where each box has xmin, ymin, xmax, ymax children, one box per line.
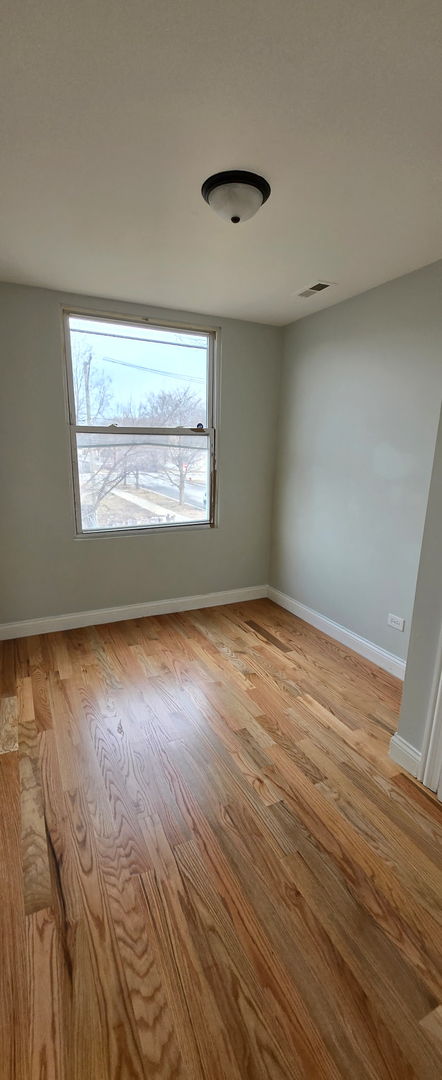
<box><xmin>116</xmin><ymin>387</ymin><xmax>205</xmax><ymax>504</ymax></box>
<box><xmin>144</xmin><ymin>387</ymin><xmax>205</xmax><ymax>428</ymax></box>
<box><xmin>157</xmin><ymin>437</ymin><xmax>203</xmax><ymax>505</ymax></box>
<box><xmin>72</xmin><ymin>343</ymin><xmax>132</xmax><ymax>525</ymax></box>
<box><xmin>78</xmin><ymin>439</ymin><xmax>137</xmax><ymax>527</ymax></box>
<box><xmin>77</xmin><ymin>377</ymin><xmax>206</xmax><ymax>523</ymax></box>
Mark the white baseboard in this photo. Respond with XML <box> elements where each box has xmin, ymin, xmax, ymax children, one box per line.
<box><xmin>0</xmin><ymin>584</ymin><xmax>407</xmax><ymax>686</ymax></box>
<box><xmin>389</xmin><ymin>733</ymin><xmax>422</xmax><ymax>776</ymax></box>
<box><xmin>0</xmin><ymin>585</ymin><xmax>268</xmax><ymax>641</ymax></box>
<box><xmin>268</xmin><ymin>587</ymin><xmax>406</xmax><ymax>680</ymax></box>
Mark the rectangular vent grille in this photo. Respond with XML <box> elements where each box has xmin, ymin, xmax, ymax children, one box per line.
<box><xmin>298</xmin><ymin>281</ymin><xmax>334</xmax><ymax>299</ymax></box>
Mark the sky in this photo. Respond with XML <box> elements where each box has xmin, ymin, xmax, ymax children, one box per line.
<box><xmin>69</xmin><ymin>315</ymin><xmax>208</xmax><ymax>421</ymax></box>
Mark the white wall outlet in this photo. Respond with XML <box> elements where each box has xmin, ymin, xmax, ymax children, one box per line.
<box><xmin>388</xmin><ymin>613</ymin><xmax>405</xmax><ymax>632</ymax></box>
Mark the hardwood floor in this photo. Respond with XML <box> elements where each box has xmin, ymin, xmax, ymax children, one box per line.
<box><xmin>1</xmin><ymin>598</ymin><xmax>442</xmax><ymax>1079</ymax></box>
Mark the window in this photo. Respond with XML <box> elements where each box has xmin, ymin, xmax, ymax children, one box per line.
<box><xmin>64</xmin><ymin>311</ymin><xmax>216</xmax><ymax>535</ymax></box>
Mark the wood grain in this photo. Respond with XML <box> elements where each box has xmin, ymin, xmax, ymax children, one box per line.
<box><xmin>419</xmin><ymin>1005</ymin><xmax>442</xmax><ymax>1051</ymax></box>
<box><xmin>0</xmin><ymin>694</ymin><xmax>18</xmax><ymax>753</ymax></box>
<box><xmin>19</xmin><ymin>711</ymin><xmax>52</xmax><ymax>915</ymax></box>
<box><xmin>0</xmin><ymin>751</ymin><xmax>29</xmax><ymax>1080</ymax></box>
<box><xmin>0</xmin><ymin>597</ymin><xmax>441</xmax><ymax>1078</ymax></box>
<box><xmin>26</xmin><ymin>907</ymin><xmax>67</xmax><ymax>1080</ymax></box>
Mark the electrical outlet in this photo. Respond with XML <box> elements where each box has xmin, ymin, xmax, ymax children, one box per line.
<box><xmin>388</xmin><ymin>613</ymin><xmax>405</xmax><ymax>632</ymax></box>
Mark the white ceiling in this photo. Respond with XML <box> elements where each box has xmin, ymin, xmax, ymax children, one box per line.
<box><xmin>1</xmin><ymin>0</ymin><xmax>441</xmax><ymax>325</ymax></box>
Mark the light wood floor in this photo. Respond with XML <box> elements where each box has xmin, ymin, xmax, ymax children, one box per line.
<box><xmin>1</xmin><ymin>599</ymin><xmax>442</xmax><ymax>1079</ymax></box>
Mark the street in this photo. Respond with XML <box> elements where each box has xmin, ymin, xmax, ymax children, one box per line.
<box><xmin>137</xmin><ymin>471</ymin><xmax>207</xmax><ymax>509</ymax></box>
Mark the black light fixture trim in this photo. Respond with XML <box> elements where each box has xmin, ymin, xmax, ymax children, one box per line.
<box><xmin>201</xmin><ymin>170</ymin><xmax>271</xmax><ymax>205</ymax></box>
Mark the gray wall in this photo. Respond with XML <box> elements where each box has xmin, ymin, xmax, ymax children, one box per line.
<box><xmin>270</xmin><ymin>261</ymin><xmax>442</xmax><ymax>660</ymax></box>
<box><xmin>0</xmin><ymin>284</ymin><xmax>281</xmax><ymax>623</ymax></box>
<box><xmin>398</xmin><ymin>405</ymin><xmax>442</xmax><ymax>751</ymax></box>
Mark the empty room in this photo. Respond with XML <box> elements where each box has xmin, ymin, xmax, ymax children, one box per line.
<box><xmin>1</xmin><ymin>2</ymin><xmax>442</xmax><ymax>1077</ymax></box>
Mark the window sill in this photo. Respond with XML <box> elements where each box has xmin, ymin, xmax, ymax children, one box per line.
<box><xmin>73</xmin><ymin>521</ymin><xmax>215</xmax><ymax>540</ymax></box>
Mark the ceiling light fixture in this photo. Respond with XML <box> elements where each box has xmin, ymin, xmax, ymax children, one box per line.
<box><xmin>201</xmin><ymin>170</ymin><xmax>271</xmax><ymax>224</ymax></box>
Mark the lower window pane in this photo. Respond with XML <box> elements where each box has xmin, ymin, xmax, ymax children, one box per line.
<box><xmin>75</xmin><ymin>433</ymin><xmax>211</xmax><ymax>531</ymax></box>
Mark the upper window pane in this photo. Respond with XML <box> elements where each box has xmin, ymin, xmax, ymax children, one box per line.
<box><xmin>68</xmin><ymin>316</ymin><xmax>209</xmax><ymax>427</ymax></box>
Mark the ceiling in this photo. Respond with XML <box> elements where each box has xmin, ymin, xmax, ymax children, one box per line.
<box><xmin>0</xmin><ymin>0</ymin><xmax>441</xmax><ymax>325</ymax></box>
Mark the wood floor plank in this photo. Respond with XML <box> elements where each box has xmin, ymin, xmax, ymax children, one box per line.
<box><xmin>268</xmin><ymin>779</ymin><xmax>442</xmax><ymax>999</ymax></box>
<box><xmin>31</xmin><ymin>670</ymin><xmax>52</xmax><ymax>732</ymax></box>
<box><xmin>1</xmin><ymin>598</ymin><xmax>441</xmax><ymax>1078</ymax></box>
<box><xmin>26</xmin><ymin>636</ymin><xmax>53</xmax><ymax>731</ymax></box>
<box><xmin>222</xmin><ymin>791</ymin><xmax>440</xmax><ymax>1051</ymax></box>
<box><xmin>0</xmin><ymin>751</ymin><xmax>29</xmax><ymax>1080</ymax></box>
<box><xmin>249</xmin><ymin>599</ymin><xmax>402</xmax><ymax>708</ymax></box>
<box><xmin>19</xmin><ymin>712</ymin><xmax>52</xmax><ymax>915</ymax></box>
<box><xmin>173</xmin><ymin>837</ymin><xmax>305</xmax><ymax>1080</ymax></box>
<box><xmin>140</xmin><ymin>808</ymin><xmax>300</xmax><ymax>1080</ymax></box>
<box><xmin>419</xmin><ymin>1005</ymin><xmax>442</xmax><ymax>1051</ymax></box>
<box><xmin>280</xmin><ymin>849</ymin><xmax>441</xmax><ymax>1077</ymax></box>
<box><xmin>245</xmin><ymin>618</ymin><xmax>293</xmax><ymax>654</ymax></box>
<box><xmin>169</xmin><ymin>724</ymin><xmax>294</xmax><ymax>856</ymax></box>
<box><xmin>111</xmin><ymin>873</ymin><xmax>185</xmax><ymax>1078</ymax></box>
<box><xmin>0</xmin><ymin>638</ymin><xmax>17</xmax><ymax>697</ymax></box>
<box><xmin>26</xmin><ymin>907</ymin><xmax>67</xmax><ymax>1080</ymax></box>
<box><xmin>163</xmin><ymin>740</ymin><xmax>344</xmax><ymax>1078</ymax></box>
<box><xmin>213</xmin><ymin>807</ymin><xmax>420</xmax><ymax>1080</ymax></box>
<box><xmin>393</xmin><ymin>771</ymin><xmax>442</xmax><ymax>822</ymax></box>
<box><xmin>299</xmin><ymin>725</ymin><xmax>442</xmax><ymax>863</ymax></box>
<box><xmin>38</xmin><ymin>728</ymin><xmax>82</xmax><ymax>925</ymax></box>
<box><xmin>64</xmin><ymin>783</ymin><xmax>146</xmax><ymax>1079</ymax></box>
<box><xmin>168</xmin><ymin>733</ymin><xmax>423</xmax><ymax>1079</ymax></box>
<box><xmin>138</xmin><ymin>866</ymin><xmax>206</xmax><ymax>1079</ymax></box>
<box><xmin>76</xmin><ymin>681</ymin><xmax>154</xmax><ymax>873</ymax></box>
<box><xmin>82</xmin><ymin>771</ymin><xmax>185</xmax><ymax>1078</ymax></box>
<box><xmin>18</xmin><ymin>676</ymin><xmax>35</xmax><ymax>726</ymax></box>
<box><xmin>303</xmin><ymin>737</ymin><xmax>442</xmax><ymax>920</ymax></box>
<box><xmin>70</xmin><ymin>918</ymin><xmax>108</xmax><ymax>1079</ymax></box>
<box><xmin>0</xmin><ymin>694</ymin><xmax>18</xmax><ymax>753</ymax></box>
<box><xmin>140</xmin><ymin>856</ymin><xmax>244</xmax><ymax>1080</ymax></box>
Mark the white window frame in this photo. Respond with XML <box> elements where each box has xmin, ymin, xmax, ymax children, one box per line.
<box><xmin>63</xmin><ymin>308</ymin><xmax>218</xmax><ymax>538</ymax></box>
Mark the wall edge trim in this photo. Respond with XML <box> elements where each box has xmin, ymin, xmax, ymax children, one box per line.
<box><xmin>389</xmin><ymin>733</ymin><xmax>422</xmax><ymax>777</ymax></box>
<box><xmin>268</xmin><ymin>586</ymin><xmax>406</xmax><ymax>679</ymax></box>
<box><xmin>0</xmin><ymin>585</ymin><xmax>268</xmax><ymax>640</ymax></box>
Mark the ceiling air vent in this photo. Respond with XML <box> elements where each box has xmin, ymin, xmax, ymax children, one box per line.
<box><xmin>298</xmin><ymin>281</ymin><xmax>334</xmax><ymax>299</ymax></box>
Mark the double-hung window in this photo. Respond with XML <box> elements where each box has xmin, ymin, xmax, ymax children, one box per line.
<box><xmin>64</xmin><ymin>311</ymin><xmax>216</xmax><ymax>535</ymax></box>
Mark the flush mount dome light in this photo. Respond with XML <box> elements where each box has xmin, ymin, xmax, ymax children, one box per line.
<box><xmin>201</xmin><ymin>170</ymin><xmax>271</xmax><ymax>224</ymax></box>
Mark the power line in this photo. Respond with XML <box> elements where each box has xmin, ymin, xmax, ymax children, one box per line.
<box><xmin>100</xmin><ymin>355</ymin><xmax>205</xmax><ymax>383</ymax></box>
